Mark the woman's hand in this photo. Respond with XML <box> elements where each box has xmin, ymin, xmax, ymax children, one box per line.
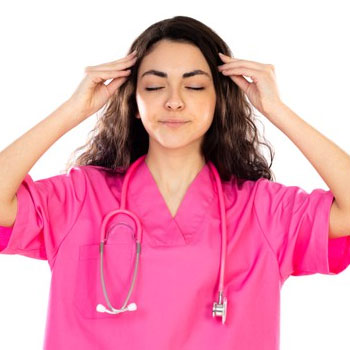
<box><xmin>66</xmin><ymin>50</ymin><xmax>138</xmax><ymax>121</ymax></box>
<box><xmin>217</xmin><ymin>52</ymin><xmax>283</xmax><ymax>116</ymax></box>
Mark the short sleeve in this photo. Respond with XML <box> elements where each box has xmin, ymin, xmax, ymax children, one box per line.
<box><xmin>253</xmin><ymin>178</ymin><xmax>350</xmax><ymax>283</ymax></box>
<box><xmin>0</xmin><ymin>166</ymin><xmax>86</xmax><ymax>268</ymax></box>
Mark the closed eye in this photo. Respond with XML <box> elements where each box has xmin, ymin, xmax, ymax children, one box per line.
<box><xmin>145</xmin><ymin>87</ymin><xmax>205</xmax><ymax>91</ymax></box>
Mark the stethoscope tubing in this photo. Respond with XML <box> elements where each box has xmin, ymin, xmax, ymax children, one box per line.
<box><xmin>96</xmin><ymin>154</ymin><xmax>228</xmax><ymax>323</ymax></box>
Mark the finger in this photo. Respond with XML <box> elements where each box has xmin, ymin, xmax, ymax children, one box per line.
<box><xmin>105</xmin><ymin>76</ymin><xmax>129</xmax><ymax>95</ymax></box>
<box><xmin>85</xmin><ymin>53</ymin><xmax>137</xmax><ymax>71</ymax></box>
<box><xmin>218</xmin><ymin>59</ymin><xmax>264</xmax><ymax>72</ymax></box>
<box><xmin>218</xmin><ymin>52</ymin><xmax>267</xmax><ymax>69</ymax></box>
<box><xmin>85</xmin><ymin>56</ymin><xmax>137</xmax><ymax>72</ymax></box>
<box><xmin>103</xmin><ymin>51</ymin><xmax>138</xmax><ymax>66</ymax></box>
<box><xmin>86</xmin><ymin>69</ymin><xmax>131</xmax><ymax>84</ymax></box>
<box><xmin>230</xmin><ymin>75</ymin><xmax>251</xmax><ymax>92</ymax></box>
<box><xmin>221</xmin><ymin>67</ymin><xmax>259</xmax><ymax>80</ymax></box>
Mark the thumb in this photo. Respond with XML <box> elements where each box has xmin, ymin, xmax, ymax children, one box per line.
<box><xmin>105</xmin><ymin>76</ymin><xmax>128</xmax><ymax>96</ymax></box>
<box><xmin>230</xmin><ymin>75</ymin><xmax>250</xmax><ymax>92</ymax></box>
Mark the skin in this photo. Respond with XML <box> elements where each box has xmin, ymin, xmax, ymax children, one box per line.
<box><xmin>135</xmin><ymin>40</ymin><xmax>216</xmax><ymax>217</ymax></box>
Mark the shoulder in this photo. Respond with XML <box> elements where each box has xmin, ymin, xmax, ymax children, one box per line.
<box><xmin>221</xmin><ymin>175</ymin><xmax>299</xmax><ymax>207</ymax></box>
<box><xmin>222</xmin><ymin>175</ymin><xmax>264</xmax><ymax>197</ymax></box>
<box><xmin>67</xmin><ymin>164</ymin><xmax>124</xmax><ymax>179</ymax></box>
<box><xmin>220</xmin><ymin>175</ymin><xmax>261</xmax><ymax>210</ymax></box>
<box><xmin>251</xmin><ymin>177</ymin><xmax>331</xmax><ymax>215</ymax></box>
<box><xmin>67</xmin><ymin>164</ymin><xmax>125</xmax><ymax>196</ymax></box>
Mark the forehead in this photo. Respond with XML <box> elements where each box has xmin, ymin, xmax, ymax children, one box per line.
<box><xmin>140</xmin><ymin>69</ymin><xmax>211</xmax><ymax>80</ymax></box>
<box><xmin>137</xmin><ymin>41</ymin><xmax>212</xmax><ymax>80</ymax></box>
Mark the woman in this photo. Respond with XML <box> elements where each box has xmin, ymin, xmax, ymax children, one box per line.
<box><xmin>0</xmin><ymin>15</ymin><xmax>349</xmax><ymax>350</ymax></box>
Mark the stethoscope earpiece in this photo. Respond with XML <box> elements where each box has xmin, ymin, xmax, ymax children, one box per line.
<box><xmin>96</xmin><ymin>302</ymin><xmax>137</xmax><ymax>314</ymax></box>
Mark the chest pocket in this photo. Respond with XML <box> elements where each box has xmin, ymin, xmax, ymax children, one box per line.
<box><xmin>73</xmin><ymin>223</ymin><xmax>136</xmax><ymax>319</ymax></box>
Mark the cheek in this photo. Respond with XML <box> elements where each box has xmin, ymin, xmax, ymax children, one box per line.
<box><xmin>195</xmin><ymin>89</ymin><xmax>216</xmax><ymax>112</ymax></box>
<box><xmin>135</xmin><ymin>93</ymin><xmax>148</xmax><ymax>115</ymax></box>
<box><xmin>135</xmin><ymin>93</ymin><xmax>162</xmax><ymax>122</ymax></box>
<box><xmin>198</xmin><ymin>114</ymin><xmax>214</xmax><ymax>134</ymax></box>
<box><xmin>197</xmin><ymin>99</ymin><xmax>215</xmax><ymax>126</ymax></box>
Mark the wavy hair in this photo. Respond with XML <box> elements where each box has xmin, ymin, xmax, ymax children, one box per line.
<box><xmin>63</xmin><ymin>15</ymin><xmax>275</xmax><ymax>187</ymax></box>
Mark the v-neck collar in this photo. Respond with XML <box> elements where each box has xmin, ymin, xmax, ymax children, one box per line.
<box><xmin>128</xmin><ymin>157</ymin><xmax>215</xmax><ymax>247</ymax></box>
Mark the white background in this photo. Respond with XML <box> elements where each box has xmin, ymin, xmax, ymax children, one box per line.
<box><xmin>0</xmin><ymin>1</ymin><xmax>349</xmax><ymax>349</ymax></box>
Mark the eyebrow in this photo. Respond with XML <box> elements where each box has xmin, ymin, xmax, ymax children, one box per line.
<box><xmin>141</xmin><ymin>69</ymin><xmax>211</xmax><ymax>79</ymax></box>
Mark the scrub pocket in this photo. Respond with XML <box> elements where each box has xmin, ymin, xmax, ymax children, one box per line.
<box><xmin>73</xmin><ymin>236</ymin><xmax>135</xmax><ymax>319</ymax></box>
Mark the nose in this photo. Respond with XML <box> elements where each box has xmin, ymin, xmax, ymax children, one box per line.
<box><xmin>165</xmin><ymin>90</ymin><xmax>184</xmax><ymax>110</ymax></box>
<box><xmin>166</xmin><ymin>101</ymin><xmax>183</xmax><ymax>110</ymax></box>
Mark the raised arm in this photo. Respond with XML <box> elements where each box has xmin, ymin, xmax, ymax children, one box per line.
<box><xmin>0</xmin><ymin>48</ymin><xmax>138</xmax><ymax>227</ymax></box>
<box><xmin>0</xmin><ymin>101</ymin><xmax>83</xmax><ymax>226</ymax></box>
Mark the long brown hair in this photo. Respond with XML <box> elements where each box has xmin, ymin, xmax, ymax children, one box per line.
<box><xmin>64</xmin><ymin>15</ymin><xmax>275</xmax><ymax>187</ymax></box>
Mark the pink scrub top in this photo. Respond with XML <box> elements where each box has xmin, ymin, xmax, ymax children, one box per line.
<box><xmin>1</xmin><ymin>158</ymin><xmax>350</xmax><ymax>350</ymax></box>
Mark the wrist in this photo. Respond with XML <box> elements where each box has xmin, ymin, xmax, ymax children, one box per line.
<box><xmin>263</xmin><ymin>101</ymin><xmax>289</xmax><ymax>122</ymax></box>
<box><xmin>60</xmin><ymin>100</ymin><xmax>88</xmax><ymax>126</ymax></box>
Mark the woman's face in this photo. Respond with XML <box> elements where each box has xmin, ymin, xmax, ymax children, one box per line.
<box><xmin>135</xmin><ymin>40</ymin><xmax>216</xmax><ymax>151</ymax></box>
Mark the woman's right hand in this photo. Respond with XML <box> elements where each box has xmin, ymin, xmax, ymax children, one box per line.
<box><xmin>66</xmin><ymin>50</ymin><xmax>138</xmax><ymax>121</ymax></box>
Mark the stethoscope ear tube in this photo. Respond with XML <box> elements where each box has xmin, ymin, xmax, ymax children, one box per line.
<box><xmin>96</xmin><ymin>239</ymin><xmax>141</xmax><ymax>314</ymax></box>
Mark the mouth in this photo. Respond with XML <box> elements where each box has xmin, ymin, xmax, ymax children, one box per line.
<box><xmin>159</xmin><ymin>119</ymin><xmax>190</xmax><ymax>123</ymax></box>
<box><xmin>159</xmin><ymin>120</ymin><xmax>190</xmax><ymax>128</ymax></box>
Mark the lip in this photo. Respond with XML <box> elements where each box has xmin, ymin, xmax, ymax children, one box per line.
<box><xmin>160</xmin><ymin>119</ymin><xmax>189</xmax><ymax>123</ymax></box>
<box><xmin>159</xmin><ymin>121</ymin><xmax>190</xmax><ymax>128</ymax></box>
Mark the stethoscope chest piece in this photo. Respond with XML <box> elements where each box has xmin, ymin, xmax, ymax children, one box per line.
<box><xmin>212</xmin><ymin>292</ymin><xmax>228</xmax><ymax>325</ymax></box>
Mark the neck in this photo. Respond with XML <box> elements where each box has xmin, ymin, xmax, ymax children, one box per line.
<box><xmin>144</xmin><ymin>144</ymin><xmax>206</xmax><ymax>194</ymax></box>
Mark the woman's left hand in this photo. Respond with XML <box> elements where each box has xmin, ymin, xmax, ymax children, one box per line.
<box><xmin>217</xmin><ymin>52</ymin><xmax>283</xmax><ymax>116</ymax></box>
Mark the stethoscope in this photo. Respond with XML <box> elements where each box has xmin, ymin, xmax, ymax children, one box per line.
<box><xmin>96</xmin><ymin>154</ymin><xmax>228</xmax><ymax>324</ymax></box>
